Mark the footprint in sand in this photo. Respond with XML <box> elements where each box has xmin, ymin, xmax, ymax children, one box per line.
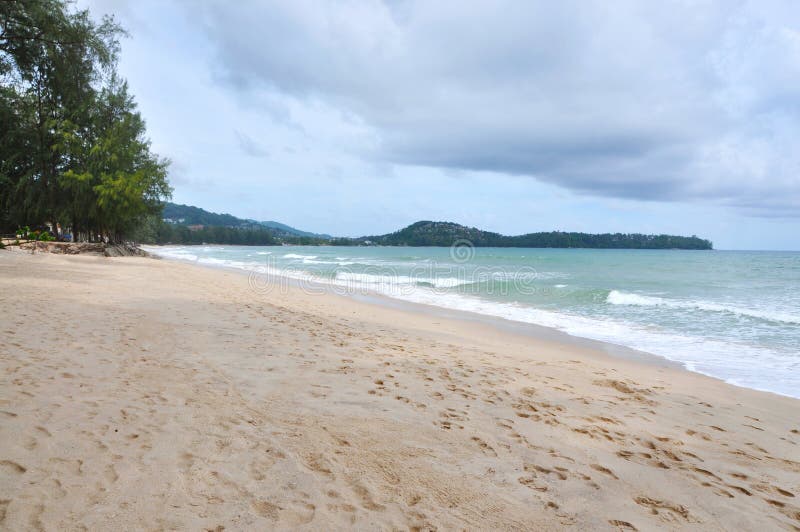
<box><xmin>0</xmin><ymin>499</ymin><xmax>11</xmax><ymax>524</ymax></box>
<box><xmin>0</xmin><ymin>460</ymin><xmax>26</xmax><ymax>475</ymax></box>
<box><xmin>634</xmin><ymin>496</ymin><xmax>692</xmax><ymax>523</ymax></box>
<box><xmin>471</xmin><ymin>437</ymin><xmax>498</xmax><ymax>457</ymax></box>
<box><xmin>590</xmin><ymin>464</ymin><xmax>619</xmax><ymax>480</ymax></box>
<box><xmin>609</xmin><ymin>519</ymin><xmax>638</xmax><ymax>531</ymax></box>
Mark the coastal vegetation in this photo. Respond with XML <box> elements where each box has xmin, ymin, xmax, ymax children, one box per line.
<box><xmin>0</xmin><ymin>0</ymin><xmax>170</xmax><ymax>243</ymax></box>
<box><xmin>147</xmin><ymin>204</ymin><xmax>713</xmax><ymax>250</ymax></box>
<box><xmin>152</xmin><ymin>223</ymin><xmax>278</xmax><ymax>246</ymax></box>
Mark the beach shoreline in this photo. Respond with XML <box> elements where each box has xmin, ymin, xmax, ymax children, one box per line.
<box><xmin>145</xmin><ymin>244</ymin><xmax>791</xmax><ymax>398</ymax></box>
<box><xmin>175</xmin><ymin>247</ymin><xmax>688</xmax><ymax>365</ymax></box>
<box><xmin>1</xmin><ymin>251</ymin><xmax>798</xmax><ymax>530</ymax></box>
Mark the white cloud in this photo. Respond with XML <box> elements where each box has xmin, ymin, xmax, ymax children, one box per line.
<box><xmin>186</xmin><ymin>0</ymin><xmax>800</xmax><ymax>213</ymax></box>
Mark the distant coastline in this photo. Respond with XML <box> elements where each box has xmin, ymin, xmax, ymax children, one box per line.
<box><xmin>150</xmin><ymin>203</ymin><xmax>713</xmax><ymax>250</ymax></box>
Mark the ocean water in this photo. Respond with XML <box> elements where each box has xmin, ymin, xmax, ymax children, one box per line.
<box><xmin>145</xmin><ymin>245</ymin><xmax>800</xmax><ymax>398</ymax></box>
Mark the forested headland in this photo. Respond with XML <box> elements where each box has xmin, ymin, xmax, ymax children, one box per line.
<box><xmin>155</xmin><ymin>202</ymin><xmax>331</xmax><ymax>244</ymax></box>
<box><xmin>0</xmin><ymin>0</ymin><xmax>170</xmax><ymax>243</ymax></box>
<box><xmin>344</xmin><ymin>221</ymin><xmax>713</xmax><ymax>249</ymax></box>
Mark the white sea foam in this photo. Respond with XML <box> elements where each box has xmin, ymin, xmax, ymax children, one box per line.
<box><xmin>322</xmin><ymin>271</ymin><xmax>799</xmax><ymax>398</ymax></box>
<box><xmin>144</xmin><ymin>246</ymin><xmax>199</xmax><ymax>262</ymax></box>
<box><xmin>334</xmin><ymin>271</ymin><xmax>471</xmax><ymax>289</ymax></box>
<box><xmin>198</xmin><ymin>257</ymin><xmax>249</xmax><ymax>269</ymax></box>
<box><xmin>301</xmin><ymin>258</ymin><xmax>357</xmax><ymax>265</ymax></box>
<box><xmin>144</xmin><ymin>246</ymin><xmax>800</xmax><ymax>399</ymax></box>
<box><xmin>607</xmin><ymin>290</ymin><xmax>800</xmax><ymax>325</ymax></box>
<box><xmin>606</xmin><ymin>290</ymin><xmax>661</xmax><ymax>306</ymax></box>
<box><xmin>374</xmin><ymin>288</ymin><xmax>799</xmax><ymax>398</ymax></box>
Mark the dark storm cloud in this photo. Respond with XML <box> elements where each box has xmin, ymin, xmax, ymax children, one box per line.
<box><xmin>189</xmin><ymin>0</ymin><xmax>800</xmax><ymax>214</ymax></box>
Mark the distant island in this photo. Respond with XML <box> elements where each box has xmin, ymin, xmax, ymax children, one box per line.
<box><xmin>348</xmin><ymin>221</ymin><xmax>712</xmax><ymax>250</ymax></box>
<box><xmin>146</xmin><ymin>203</ymin><xmax>712</xmax><ymax>250</ymax></box>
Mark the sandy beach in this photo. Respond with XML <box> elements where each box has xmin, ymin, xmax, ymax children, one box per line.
<box><xmin>1</xmin><ymin>251</ymin><xmax>798</xmax><ymax>531</ymax></box>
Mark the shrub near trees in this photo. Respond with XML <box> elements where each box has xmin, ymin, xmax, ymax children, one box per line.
<box><xmin>0</xmin><ymin>0</ymin><xmax>171</xmax><ymax>243</ymax></box>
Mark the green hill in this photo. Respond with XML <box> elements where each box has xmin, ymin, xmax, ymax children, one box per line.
<box><xmin>258</xmin><ymin>220</ymin><xmax>331</xmax><ymax>239</ymax></box>
<box><xmin>161</xmin><ymin>203</ymin><xmax>330</xmax><ymax>239</ymax></box>
<box><xmin>162</xmin><ymin>203</ymin><xmax>244</xmax><ymax>228</ymax></box>
<box><xmin>338</xmin><ymin>221</ymin><xmax>713</xmax><ymax>250</ymax></box>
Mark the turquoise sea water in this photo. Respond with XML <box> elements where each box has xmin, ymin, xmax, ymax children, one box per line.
<box><xmin>146</xmin><ymin>245</ymin><xmax>800</xmax><ymax>398</ymax></box>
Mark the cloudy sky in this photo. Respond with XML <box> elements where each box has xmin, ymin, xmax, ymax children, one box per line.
<box><xmin>83</xmin><ymin>0</ymin><xmax>800</xmax><ymax>249</ymax></box>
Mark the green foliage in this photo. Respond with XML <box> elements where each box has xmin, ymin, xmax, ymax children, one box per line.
<box><xmin>126</xmin><ymin>213</ymin><xmax>162</xmax><ymax>243</ymax></box>
<box><xmin>0</xmin><ymin>0</ymin><xmax>171</xmax><ymax>242</ymax></box>
<box><xmin>162</xmin><ymin>203</ymin><xmax>246</xmax><ymax>227</ymax></box>
<box><xmin>151</xmin><ymin>223</ymin><xmax>278</xmax><ymax>246</ymax></box>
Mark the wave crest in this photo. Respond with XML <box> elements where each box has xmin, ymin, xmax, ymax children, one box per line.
<box><xmin>606</xmin><ymin>290</ymin><xmax>800</xmax><ymax>324</ymax></box>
